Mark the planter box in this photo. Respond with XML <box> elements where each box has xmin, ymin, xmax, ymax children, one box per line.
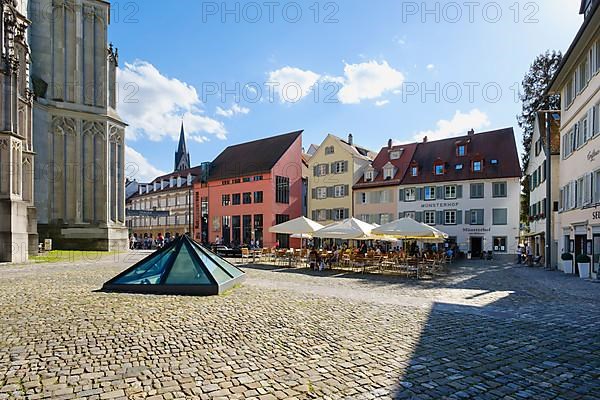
<box><xmin>562</xmin><ymin>260</ymin><xmax>574</xmax><ymax>274</ymax></box>
<box><xmin>578</xmin><ymin>263</ymin><xmax>591</xmax><ymax>279</ymax></box>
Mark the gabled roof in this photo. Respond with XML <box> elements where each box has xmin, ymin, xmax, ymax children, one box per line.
<box><xmin>102</xmin><ymin>235</ymin><xmax>245</xmax><ymax>296</ymax></box>
<box><xmin>401</xmin><ymin>128</ymin><xmax>521</xmax><ymax>185</ymax></box>
<box><xmin>209</xmin><ymin>130</ymin><xmax>302</xmax><ymax>181</ymax></box>
<box><xmin>354</xmin><ymin>143</ymin><xmax>418</xmax><ymax>189</ymax></box>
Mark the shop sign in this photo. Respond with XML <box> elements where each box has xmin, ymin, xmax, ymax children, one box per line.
<box><xmin>593</xmin><ymin>211</ymin><xmax>600</xmax><ymax>220</ymax></box>
<box><xmin>422</xmin><ymin>202</ymin><xmax>459</xmax><ymax>209</ymax></box>
<box><xmin>463</xmin><ymin>227</ymin><xmax>491</xmax><ymax>233</ymax></box>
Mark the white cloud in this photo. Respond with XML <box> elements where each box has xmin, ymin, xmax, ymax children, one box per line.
<box><xmin>375</xmin><ymin>100</ymin><xmax>390</xmax><ymax>107</ymax></box>
<box><xmin>125</xmin><ymin>146</ymin><xmax>167</xmax><ymax>182</ymax></box>
<box><xmin>426</xmin><ymin>64</ymin><xmax>435</xmax><ymax>71</ymax></box>
<box><xmin>337</xmin><ymin>61</ymin><xmax>405</xmax><ymax>104</ymax></box>
<box><xmin>216</xmin><ymin>104</ymin><xmax>250</xmax><ymax>118</ymax></box>
<box><xmin>413</xmin><ymin>109</ymin><xmax>491</xmax><ymax>142</ymax></box>
<box><xmin>117</xmin><ymin>60</ymin><xmax>227</xmax><ymax>142</ymax></box>
<box><xmin>267</xmin><ymin>66</ymin><xmax>321</xmax><ymax>103</ymax></box>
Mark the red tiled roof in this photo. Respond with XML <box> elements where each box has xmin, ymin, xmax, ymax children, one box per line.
<box><xmin>401</xmin><ymin>128</ymin><xmax>522</xmax><ymax>185</ymax></box>
<box><xmin>209</xmin><ymin>130</ymin><xmax>302</xmax><ymax>181</ymax></box>
<box><xmin>354</xmin><ymin>143</ymin><xmax>418</xmax><ymax>189</ymax></box>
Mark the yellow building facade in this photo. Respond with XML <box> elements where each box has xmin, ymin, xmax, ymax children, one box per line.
<box><xmin>307</xmin><ymin>134</ymin><xmax>374</xmax><ymax>225</ymax></box>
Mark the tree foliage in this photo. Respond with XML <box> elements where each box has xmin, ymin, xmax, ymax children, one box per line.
<box><xmin>517</xmin><ymin>50</ymin><xmax>562</xmax><ymax>225</ymax></box>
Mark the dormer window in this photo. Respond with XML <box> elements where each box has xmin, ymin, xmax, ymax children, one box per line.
<box><xmin>365</xmin><ymin>170</ymin><xmax>374</xmax><ymax>182</ymax></box>
<box><xmin>457</xmin><ymin>144</ymin><xmax>466</xmax><ymax>157</ymax></box>
<box><xmin>490</xmin><ymin>159</ymin><xmax>498</xmax><ymax>165</ymax></box>
<box><xmin>411</xmin><ymin>165</ymin><xmax>419</xmax><ymax>177</ymax></box>
<box><xmin>434</xmin><ymin>160</ymin><xmax>445</xmax><ymax>176</ymax></box>
<box><xmin>390</xmin><ymin>150</ymin><xmax>402</xmax><ymax>160</ymax></box>
<box><xmin>456</xmin><ymin>164</ymin><xmax>463</xmax><ymax>170</ymax></box>
<box><xmin>383</xmin><ymin>162</ymin><xmax>395</xmax><ymax>180</ymax></box>
<box><xmin>472</xmin><ymin>159</ymin><xmax>483</xmax><ymax>172</ymax></box>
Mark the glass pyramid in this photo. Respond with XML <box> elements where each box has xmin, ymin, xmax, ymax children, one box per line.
<box><xmin>102</xmin><ymin>235</ymin><xmax>245</xmax><ymax>296</ymax></box>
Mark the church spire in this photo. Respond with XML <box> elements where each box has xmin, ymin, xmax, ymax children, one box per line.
<box><xmin>174</xmin><ymin>122</ymin><xmax>191</xmax><ymax>172</ymax></box>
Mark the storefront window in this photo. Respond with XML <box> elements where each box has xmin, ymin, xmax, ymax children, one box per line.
<box><xmin>493</xmin><ymin>237</ymin><xmax>507</xmax><ymax>252</ymax></box>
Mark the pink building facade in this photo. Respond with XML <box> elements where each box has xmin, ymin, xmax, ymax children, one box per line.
<box><xmin>194</xmin><ymin>131</ymin><xmax>304</xmax><ymax>248</ymax></box>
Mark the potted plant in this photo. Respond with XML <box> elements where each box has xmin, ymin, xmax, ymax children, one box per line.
<box><xmin>561</xmin><ymin>253</ymin><xmax>574</xmax><ymax>274</ymax></box>
<box><xmin>576</xmin><ymin>254</ymin><xmax>591</xmax><ymax>279</ymax></box>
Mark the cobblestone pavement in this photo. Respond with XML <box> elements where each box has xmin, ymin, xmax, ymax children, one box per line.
<box><xmin>0</xmin><ymin>254</ymin><xmax>599</xmax><ymax>399</ymax></box>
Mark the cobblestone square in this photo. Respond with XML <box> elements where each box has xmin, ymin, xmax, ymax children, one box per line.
<box><xmin>1</xmin><ymin>254</ymin><xmax>599</xmax><ymax>399</ymax></box>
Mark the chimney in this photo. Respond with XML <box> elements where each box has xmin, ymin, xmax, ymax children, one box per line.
<box><xmin>348</xmin><ymin>133</ymin><xmax>353</xmax><ymax>145</ymax></box>
<box><xmin>388</xmin><ymin>139</ymin><xmax>392</xmax><ymax>149</ymax></box>
<box><xmin>468</xmin><ymin>129</ymin><xmax>475</xmax><ymax>136</ymax></box>
<box><xmin>423</xmin><ymin>136</ymin><xmax>428</xmax><ymax>143</ymax></box>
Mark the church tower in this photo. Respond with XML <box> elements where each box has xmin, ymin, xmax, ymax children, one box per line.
<box><xmin>174</xmin><ymin>123</ymin><xmax>191</xmax><ymax>172</ymax></box>
<box><xmin>0</xmin><ymin>0</ymin><xmax>38</xmax><ymax>262</ymax></box>
<box><xmin>29</xmin><ymin>0</ymin><xmax>128</xmax><ymax>251</ymax></box>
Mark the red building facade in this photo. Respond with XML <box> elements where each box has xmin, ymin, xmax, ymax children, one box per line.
<box><xmin>194</xmin><ymin>131</ymin><xmax>304</xmax><ymax>248</ymax></box>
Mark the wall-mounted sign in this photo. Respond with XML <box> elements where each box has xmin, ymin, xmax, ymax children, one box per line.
<box><xmin>588</xmin><ymin>149</ymin><xmax>599</xmax><ymax>162</ymax></box>
<box><xmin>422</xmin><ymin>202</ymin><xmax>460</xmax><ymax>209</ymax></box>
<box><xmin>463</xmin><ymin>227</ymin><xmax>491</xmax><ymax>233</ymax></box>
<box><xmin>593</xmin><ymin>211</ymin><xmax>600</xmax><ymax>220</ymax></box>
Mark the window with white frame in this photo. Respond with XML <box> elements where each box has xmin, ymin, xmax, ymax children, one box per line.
<box><xmin>383</xmin><ymin>165</ymin><xmax>395</xmax><ymax>180</ymax></box>
<box><xmin>316</xmin><ymin>187</ymin><xmax>327</xmax><ymax>199</ymax></box>
<box><xmin>470</xmin><ymin>209</ymin><xmax>484</xmax><ymax>225</ymax></box>
<box><xmin>380</xmin><ymin>213</ymin><xmax>391</xmax><ymax>224</ymax></box>
<box><xmin>444</xmin><ymin>210</ymin><xmax>456</xmax><ymax>225</ymax></box>
<box><xmin>317</xmin><ymin>164</ymin><xmax>328</xmax><ymax>176</ymax></box>
<box><xmin>405</xmin><ymin>188</ymin><xmax>416</xmax><ymax>201</ymax></box>
<box><xmin>411</xmin><ymin>166</ymin><xmax>418</xmax><ymax>177</ymax></box>
<box><xmin>493</xmin><ymin>182</ymin><xmax>507</xmax><ymax>198</ymax></box>
<box><xmin>424</xmin><ymin>211</ymin><xmax>435</xmax><ymax>225</ymax></box>
<box><xmin>577</xmin><ymin>177</ymin><xmax>584</xmax><ymax>208</ymax></box>
<box><xmin>333</xmin><ymin>208</ymin><xmax>348</xmax><ymax>221</ymax></box>
<box><xmin>360</xmin><ymin>192</ymin><xmax>367</xmax><ymax>204</ymax></box>
<box><xmin>404</xmin><ymin>211</ymin><xmax>416</xmax><ymax>220</ymax></box>
<box><xmin>390</xmin><ymin>150</ymin><xmax>401</xmax><ymax>160</ymax></box>
<box><xmin>473</xmin><ymin>160</ymin><xmax>482</xmax><ymax>172</ymax></box>
<box><xmin>445</xmin><ymin>185</ymin><xmax>456</xmax><ymax>199</ymax></box>
<box><xmin>364</xmin><ymin>170</ymin><xmax>374</xmax><ymax>182</ymax></box>
<box><xmin>333</xmin><ymin>161</ymin><xmax>347</xmax><ymax>174</ymax></box>
<box><xmin>334</xmin><ymin>185</ymin><xmax>346</xmax><ymax>198</ymax></box>
<box><xmin>592</xmin><ymin>103</ymin><xmax>600</xmax><ymax>137</ymax></box>
<box><xmin>565</xmin><ymin>78</ymin><xmax>574</xmax><ymax>108</ymax></box>
<box><xmin>578</xmin><ymin>57</ymin><xmax>590</xmax><ymax>94</ymax></box>
<box><xmin>492</xmin><ymin>208</ymin><xmax>508</xmax><ymax>225</ymax></box>
<box><xmin>424</xmin><ymin>186</ymin><xmax>436</xmax><ymax>200</ymax></box>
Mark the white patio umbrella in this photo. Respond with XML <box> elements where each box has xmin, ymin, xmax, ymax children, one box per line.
<box><xmin>313</xmin><ymin>218</ymin><xmax>376</xmax><ymax>240</ymax></box>
<box><xmin>269</xmin><ymin>217</ymin><xmax>324</xmax><ymax>254</ymax></box>
<box><xmin>372</xmin><ymin>217</ymin><xmax>449</xmax><ymax>239</ymax></box>
<box><xmin>269</xmin><ymin>216</ymin><xmax>324</xmax><ymax>236</ymax></box>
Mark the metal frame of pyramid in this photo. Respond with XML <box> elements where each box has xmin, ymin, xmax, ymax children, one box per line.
<box><xmin>102</xmin><ymin>235</ymin><xmax>245</xmax><ymax>296</ymax></box>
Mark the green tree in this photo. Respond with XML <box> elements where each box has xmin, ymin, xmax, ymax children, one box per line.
<box><xmin>517</xmin><ymin>50</ymin><xmax>562</xmax><ymax>226</ymax></box>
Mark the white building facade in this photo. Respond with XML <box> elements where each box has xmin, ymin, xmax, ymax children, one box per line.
<box><xmin>397</xmin><ymin>128</ymin><xmax>522</xmax><ymax>257</ymax></box>
<box><xmin>525</xmin><ymin>112</ymin><xmax>561</xmax><ymax>266</ymax></box>
<box><xmin>550</xmin><ymin>0</ymin><xmax>600</xmax><ymax>277</ymax></box>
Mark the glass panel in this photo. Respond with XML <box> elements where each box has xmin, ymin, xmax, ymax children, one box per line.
<box><xmin>114</xmin><ymin>245</ymin><xmax>177</xmax><ymax>285</ymax></box>
<box><xmin>191</xmin><ymin>241</ymin><xmax>244</xmax><ymax>281</ymax></box>
<box><xmin>165</xmin><ymin>243</ymin><xmax>212</xmax><ymax>285</ymax></box>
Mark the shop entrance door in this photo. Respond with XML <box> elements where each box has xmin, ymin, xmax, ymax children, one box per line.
<box><xmin>574</xmin><ymin>235</ymin><xmax>586</xmax><ymax>274</ymax></box>
<box><xmin>470</xmin><ymin>237</ymin><xmax>483</xmax><ymax>258</ymax></box>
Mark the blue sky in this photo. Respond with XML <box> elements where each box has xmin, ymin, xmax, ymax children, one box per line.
<box><xmin>111</xmin><ymin>0</ymin><xmax>584</xmax><ymax>181</ymax></box>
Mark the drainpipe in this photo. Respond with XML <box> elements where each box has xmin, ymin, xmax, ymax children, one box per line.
<box><xmin>545</xmin><ymin>112</ymin><xmax>552</xmax><ymax>270</ymax></box>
